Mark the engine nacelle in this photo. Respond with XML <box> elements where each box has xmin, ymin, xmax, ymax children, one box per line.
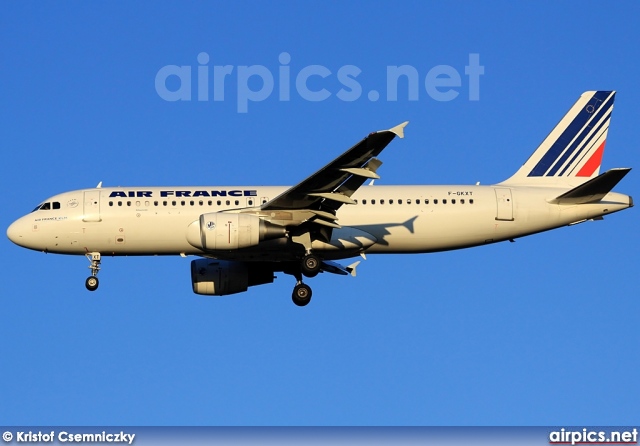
<box><xmin>190</xmin><ymin>259</ymin><xmax>275</xmax><ymax>295</ymax></box>
<box><xmin>186</xmin><ymin>213</ymin><xmax>286</xmax><ymax>251</ymax></box>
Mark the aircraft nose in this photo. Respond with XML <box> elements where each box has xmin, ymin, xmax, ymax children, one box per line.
<box><xmin>7</xmin><ymin>218</ymin><xmax>26</xmax><ymax>246</ymax></box>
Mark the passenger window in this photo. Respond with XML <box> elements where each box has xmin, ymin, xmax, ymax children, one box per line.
<box><xmin>226</xmin><ymin>200</ymin><xmax>230</xmax><ymax>206</ymax></box>
<box><xmin>434</xmin><ymin>199</ymin><xmax>438</xmax><ymax>204</ymax></box>
<box><xmin>181</xmin><ymin>201</ymin><xmax>185</xmax><ymax>206</ymax></box>
<box><xmin>109</xmin><ymin>201</ymin><xmax>113</xmax><ymax>207</ymax></box>
<box><xmin>371</xmin><ymin>199</ymin><xmax>376</xmax><ymax>205</ymax></box>
<box><xmin>452</xmin><ymin>199</ymin><xmax>456</xmax><ymax>204</ymax></box>
<box><xmin>154</xmin><ymin>201</ymin><xmax>158</xmax><ymax>206</ymax></box>
<box><xmin>163</xmin><ymin>201</ymin><xmax>167</xmax><ymax>206</ymax></box>
<box><xmin>362</xmin><ymin>199</ymin><xmax>367</xmax><ymax>205</ymax></box>
<box><xmin>199</xmin><ymin>200</ymin><xmax>203</xmax><ymax>206</ymax></box>
<box><xmin>145</xmin><ymin>201</ymin><xmax>150</xmax><ymax>206</ymax></box>
<box><xmin>443</xmin><ymin>199</ymin><xmax>447</xmax><ymax>204</ymax></box>
<box><xmin>461</xmin><ymin>199</ymin><xmax>465</xmax><ymax>204</ymax></box>
<box><xmin>235</xmin><ymin>200</ymin><xmax>239</xmax><ymax>205</ymax></box>
<box><xmin>425</xmin><ymin>199</ymin><xmax>429</xmax><ymax>204</ymax></box>
<box><xmin>470</xmin><ymin>199</ymin><xmax>474</xmax><ymax>204</ymax></box>
<box><xmin>136</xmin><ymin>201</ymin><xmax>141</xmax><ymax>206</ymax></box>
<box><xmin>217</xmin><ymin>200</ymin><xmax>221</xmax><ymax>206</ymax></box>
<box><xmin>389</xmin><ymin>199</ymin><xmax>393</xmax><ymax>205</ymax></box>
<box><xmin>380</xmin><ymin>199</ymin><xmax>385</xmax><ymax>205</ymax></box>
<box><xmin>127</xmin><ymin>201</ymin><xmax>131</xmax><ymax>206</ymax></box>
<box><xmin>118</xmin><ymin>201</ymin><xmax>122</xmax><ymax>206</ymax></box>
<box><xmin>416</xmin><ymin>199</ymin><xmax>420</xmax><ymax>205</ymax></box>
<box><xmin>190</xmin><ymin>200</ymin><xmax>194</xmax><ymax>206</ymax></box>
<box><xmin>208</xmin><ymin>200</ymin><xmax>212</xmax><ymax>206</ymax></box>
<box><xmin>172</xmin><ymin>201</ymin><xmax>177</xmax><ymax>206</ymax></box>
<box><xmin>398</xmin><ymin>199</ymin><xmax>403</xmax><ymax>204</ymax></box>
<box><xmin>407</xmin><ymin>199</ymin><xmax>411</xmax><ymax>204</ymax></box>
<box><xmin>248</xmin><ymin>200</ymin><xmax>253</xmax><ymax>206</ymax></box>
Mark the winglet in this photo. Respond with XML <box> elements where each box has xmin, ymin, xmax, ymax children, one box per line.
<box><xmin>346</xmin><ymin>260</ymin><xmax>361</xmax><ymax>277</ymax></box>
<box><xmin>387</xmin><ymin>121</ymin><xmax>409</xmax><ymax>139</ymax></box>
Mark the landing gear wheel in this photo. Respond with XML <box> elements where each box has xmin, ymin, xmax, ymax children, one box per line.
<box><xmin>85</xmin><ymin>276</ymin><xmax>99</xmax><ymax>291</ymax></box>
<box><xmin>301</xmin><ymin>254</ymin><xmax>321</xmax><ymax>278</ymax></box>
<box><xmin>292</xmin><ymin>283</ymin><xmax>312</xmax><ymax>306</ymax></box>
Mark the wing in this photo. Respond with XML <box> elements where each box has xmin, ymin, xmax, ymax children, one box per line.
<box><xmin>261</xmin><ymin>122</ymin><xmax>408</xmax><ymax>227</ymax></box>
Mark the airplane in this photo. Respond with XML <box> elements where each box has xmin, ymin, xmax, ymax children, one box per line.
<box><xmin>6</xmin><ymin>90</ymin><xmax>633</xmax><ymax>306</ymax></box>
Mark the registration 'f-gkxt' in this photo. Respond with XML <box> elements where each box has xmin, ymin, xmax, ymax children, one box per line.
<box><xmin>7</xmin><ymin>91</ymin><xmax>633</xmax><ymax>306</ymax></box>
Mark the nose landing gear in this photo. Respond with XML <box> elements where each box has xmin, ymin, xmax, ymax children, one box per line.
<box><xmin>85</xmin><ymin>252</ymin><xmax>101</xmax><ymax>291</ymax></box>
<box><xmin>85</xmin><ymin>276</ymin><xmax>99</xmax><ymax>291</ymax></box>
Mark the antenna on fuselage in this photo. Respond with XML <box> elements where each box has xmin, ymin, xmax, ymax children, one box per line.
<box><xmin>96</xmin><ymin>181</ymin><xmax>103</xmax><ymax>188</ymax></box>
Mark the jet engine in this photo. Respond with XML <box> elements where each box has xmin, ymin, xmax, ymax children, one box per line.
<box><xmin>187</xmin><ymin>213</ymin><xmax>286</xmax><ymax>251</ymax></box>
<box><xmin>190</xmin><ymin>259</ymin><xmax>275</xmax><ymax>295</ymax></box>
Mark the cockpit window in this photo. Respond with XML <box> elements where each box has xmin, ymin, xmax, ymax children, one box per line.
<box><xmin>32</xmin><ymin>201</ymin><xmax>60</xmax><ymax>212</ymax></box>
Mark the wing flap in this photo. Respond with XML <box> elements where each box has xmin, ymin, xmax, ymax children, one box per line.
<box><xmin>339</xmin><ymin>167</ymin><xmax>381</xmax><ymax>179</ymax></box>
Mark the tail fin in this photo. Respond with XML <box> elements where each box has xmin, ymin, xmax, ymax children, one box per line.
<box><xmin>501</xmin><ymin>91</ymin><xmax>615</xmax><ymax>187</ymax></box>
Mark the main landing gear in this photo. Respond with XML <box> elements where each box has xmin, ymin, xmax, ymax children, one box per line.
<box><xmin>291</xmin><ymin>270</ymin><xmax>312</xmax><ymax>307</ymax></box>
<box><xmin>290</xmin><ymin>253</ymin><xmax>321</xmax><ymax>306</ymax></box>
<box><xmin>85</xmin><ymin>252</ymin><xmax>101</xmax><ymax>291</ymax></box>
<box><xmin>301</xmin><ymin>253</ymin><xmax>321</xmax><ymax>277</ymax></box>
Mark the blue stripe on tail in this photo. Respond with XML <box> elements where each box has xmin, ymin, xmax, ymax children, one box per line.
<box><xmin>528</xmin><ymin>91</ymin><xmax>613</xmax><ymax>177</ymax></box>
<box><xmin>546</xmin><ymin>99</ymin><xmax>613</xmax><ymax>176</ymax></box>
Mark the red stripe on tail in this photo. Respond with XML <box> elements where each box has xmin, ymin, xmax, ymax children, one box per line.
<box><xmin>576</xmin><ymin>140</ymin><xmax>606</xmax><ymax>177</ymax></box>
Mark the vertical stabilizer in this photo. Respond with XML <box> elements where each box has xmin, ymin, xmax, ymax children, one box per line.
<box><xmin>501</xmin><ymin>91</ymin><xmax>615</xmax><ymax>187</ymax></box>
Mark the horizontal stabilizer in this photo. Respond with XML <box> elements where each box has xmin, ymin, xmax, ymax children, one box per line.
<box><xmin>549</xmin><ymin>168</ymin><xmax>631</xmax><ymax>204</ymax></box>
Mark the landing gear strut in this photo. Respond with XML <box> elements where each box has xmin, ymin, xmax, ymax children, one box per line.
<box><xmin>85</xmin><ymin>252</ymin><xmax>101</xmax><ymax>291</ymax></box>
<box><xmin>291</xmin><ymin>270</ymin><xmax>312</xmax><ymax>306</ymax></box>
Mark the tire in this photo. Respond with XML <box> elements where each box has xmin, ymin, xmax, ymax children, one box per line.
<box><xmin>301</xmin><ymin>254</ymin><xmax>321</xmax><ymax>278</ymax></box>
<box><xmin>85</xmin><ymin>276</ymin><xmax>99</xmax><ymax>291</ymax></box>
<box><xmin>292</xmin><ymin>284</ymin><xmax>312</xmax><ymax>306</ymax></box>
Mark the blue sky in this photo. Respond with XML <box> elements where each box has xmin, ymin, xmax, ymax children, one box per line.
<box><xmin>1</xmin><ymin>1</ymin><xmax>638</xmax><ymax>426</ymax></box>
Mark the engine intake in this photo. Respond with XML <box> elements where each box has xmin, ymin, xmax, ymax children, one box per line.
<box><xmin>190</xmin><ymin>259</ymin><xmax>275</xmax><ymax>295</ymax></box>
<box><xmin>187</xmin><ymin>213</ymin><xmax>286</xmax><ymax>251</ymax></box>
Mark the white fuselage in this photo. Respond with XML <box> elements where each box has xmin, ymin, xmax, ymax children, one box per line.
<box><xmin>7</xmin><ymin>185</ymin><xmax>632</xmax><ymax>260</ymax></box>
